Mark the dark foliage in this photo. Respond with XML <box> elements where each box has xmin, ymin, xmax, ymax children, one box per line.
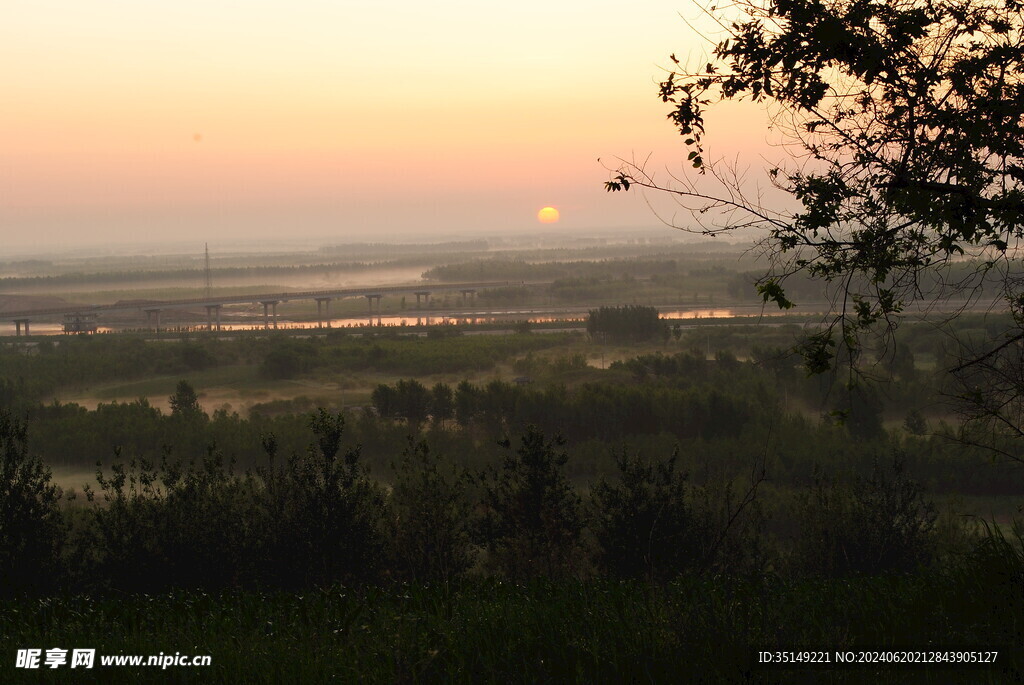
<box><xmin>589</xmin><ymin>450</ymin><xmax>709</xmax><ymax>581</ymax></box>
<box><xmin>587</xmin><ymin>304</ymin><xmax>666</xmax><ymax>343</ymax></box>
<box><xmin>479</xmin><ymin>428</ymin><xmax>582</xmax><ymax>580</ymax></box>
<box><xmin>169</xmin><ymin>380</ymin><xmax>202</xmax><ymax>417</ymax></box>
<box><xmin>260</xmin><ymin>338</ymin><xmax>318</xmax><ymax>379</ymax></box>
<box><xmin>77</xmin><ymin>447</ymin><xmax>255</xmax><ymax>592</ymax></box>
<box><xmin>428</xmin><ymin>382</ymin><xmax>454</xmax><ymax>427</ymax></box>
<box><xmin>792</xmin><ymin>454</ymin><xmax>937</xmax><ymax>577</ymax></box>
<box><xmin>74</xmin><ymin>410</ymin><xmax>387</xmax><ymax>592</ymax></box>
<box><xmin>255</xmin><ymin>410</ymin><xmax>387</xmax><ymax>587</ymax></box>
<box><xmin>0</xmin><ymin>411</ymin><xmax>63</xmax><ymax>595</ymax></box>
<box><xmin>388</xmin><ymin>439</ymin><xmax>475</xmax><ymax>583</ymax></box>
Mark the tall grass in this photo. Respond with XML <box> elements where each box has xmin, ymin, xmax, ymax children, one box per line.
<box><xmin>3</xmin><ymin>410</ymin><xmax>1024</xmax><ymax>682</ymax></box>
<box><xmin>1</xmin><ymin>575</ymin><xmax>1021</xmax><ymax>683</ymax></box>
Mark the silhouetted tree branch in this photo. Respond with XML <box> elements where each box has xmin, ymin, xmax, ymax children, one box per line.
<box><xmin>610</xmin><ymin>0</ymin><xmax>1024</xmax><ymax>451</ymax></box>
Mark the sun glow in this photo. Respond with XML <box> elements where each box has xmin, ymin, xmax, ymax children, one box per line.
<box><xmin>537</xmin><ymin>206</ymin><xmax>560</xmax><ymax>223</ymax></box>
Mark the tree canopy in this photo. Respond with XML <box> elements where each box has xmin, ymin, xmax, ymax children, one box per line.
<box><xmin>611</xmin><ymin>0</ymin><xmax>1024</xmax><ymax>340</ymax></box>
<box><xmin>587</xmin><ymin>305</ymin><xmax>667</xmax><ymax>343</ymax></box>
<box><xmin>169</xmin><ymin>380</ymin><xmax>202</xmax><ymax>418</ymax></box>
<box><xmin>608</xmin><ymin>0</ymin><xmax>1024</xmax><ymax>453</ymax></box>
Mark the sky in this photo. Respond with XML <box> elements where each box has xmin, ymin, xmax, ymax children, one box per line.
<box><xmin>1</xmin><ymin>1</ymin><xmax>773</xmax><ymax>251</ymax></box>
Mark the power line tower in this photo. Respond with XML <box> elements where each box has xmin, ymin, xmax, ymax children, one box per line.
<box><xmin>204</xmin><ymin>243</ymin><xmax>212</xmax><ymax>299</ymax></box>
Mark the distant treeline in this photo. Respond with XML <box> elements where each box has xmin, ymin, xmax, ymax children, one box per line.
<box><xmin>587</xmin><ymin>305</ymin><xmax>665</xmax><ymax>342</ymax></box>
<box><xmin>0</xmin><ymin>258</ymin><xmax>433</xmax><ymax>288</ymax></box>
<box><xmin>1</xmin><ymin>319</ymin><xmax>1019</xmax><ymax>493</ymax></box>
<box><xmin>318</xmin><ymin>240</ymin><xmax>490</xmax><ymax>256</ymax></box>
<box><xmin>257</xmin><ymin>330</ymin><xmax>568</xmax><ymax>379</ymax></box>
<box><xmin>422</xmin><ymin>258</ymin><xmax>682</xmax><ymax>282</ymax></box>
<box><xmin>371</xmin><ymin>374</ymin><xmax>759</xmax><ymax>444</ymax></box>
<box><xmin>5</xmin><ymin>338</ymin><xmax>1017</xmax><ymax>499</ymax></box>
<box><xmin>0</xmin><ymin>405</ymin><xmax>946</xmax><ymax>596</ymax></box>
<box><xmin>0</xmin><ymin>332</ymin><xmax>572</xmax><ymax>404</ymax></box>
<box><xmin>723</xmin><ymin>259</ymin><xmax>1022</xmax><ymax>306</ymax></box>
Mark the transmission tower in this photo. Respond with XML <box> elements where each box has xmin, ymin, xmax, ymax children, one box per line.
<box><xmin>204</xmin><ymin>243</ymin><xmax>212</xmax><ymax>299</ymax></box>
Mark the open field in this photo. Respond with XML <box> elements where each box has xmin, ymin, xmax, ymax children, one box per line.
<box><xmin>3</xmin><ymin>577</ymin><xmax>1022</xmax><ymax>684</ymax></box>
<box><xmin>2</xmin><ymin>238</ymin><xmax>1023</xmax><ymax>685</ymax></box>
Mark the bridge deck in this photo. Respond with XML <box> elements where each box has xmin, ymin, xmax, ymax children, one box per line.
<box><xmin>3</xmin><ymin>281</ymin><xmax>519</xmax><ymax>319</ymax></box>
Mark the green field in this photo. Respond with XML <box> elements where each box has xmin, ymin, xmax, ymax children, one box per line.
<box><xmin>3</xmin><ymin>575</ymin><xmax>1022</xmax><ymax>683</ymax></box>
<box><xmin>2</xmin><ymin>243</ymin><xmax>1023</xmax><ymax>684</ymax></box>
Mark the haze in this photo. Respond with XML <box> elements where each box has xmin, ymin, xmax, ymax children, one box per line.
<box><xmin>1</xmin><ymin>0</ymin><xmax>771</xmax><ymax>252</ymax></box>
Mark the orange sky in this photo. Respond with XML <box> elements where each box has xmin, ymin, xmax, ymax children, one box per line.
<box><xmin>1</xmin><ymin>1</ymin><xmax>774</xmax><ymax>250</ymax></box>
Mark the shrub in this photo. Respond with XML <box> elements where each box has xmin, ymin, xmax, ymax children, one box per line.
<box><xmin>388</xmin><ymin>439</ymin><xmax>475</xmax><ymax>583</ymax></box>
<box><xmin>587</xmin><ymin>305</ymin><xmax>666</xmax><ymax>343</ymax></box>
<box><xmin>0</xmin><ymin>411</ymin><xmax>63</xmax><ymax>595</ymax></box>
<box><xmin>79</xmin><ymin>452</ymin><xmax>167</xmax><ymax>592</ymax></box>
<box><xmin>792</xmin><ymin>454</ymin><xmax>937</xmax><ymax>577</ymax></box>
<box><xmin>255</xmin><ymin>410</ymin><xmax>387</xmax><ymax>587</ymax></box>
<box><xmin>155</xmin><ymin>449</ymin><xmax>257</xmax><ymax>589</ymax></box>
<box><xmin>78</xmin><ymin>410</ymin><xmax>387</xmax><ymax>591</ymax></box>
<box><xmin>590</xmin><ymin>448</ymin><xmax>767</xmax><ymax>580</ymax></box>
<box><xmin>79</xmin><ymin>446</ymin><xmax>256</xmax><ymax>592</ymax></box>
<box><xmin>589</xmin><ymin>450</ymin><xmax>708</xmax><ymax>581</ymax></box>
<box><xmin>478</xmin><ymin>427</ymin><xmax>582</xmax><ymax>580</ymax></box>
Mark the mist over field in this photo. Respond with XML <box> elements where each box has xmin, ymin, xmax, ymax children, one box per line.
<box><xmin>6</xmin><ymin>0</ymin><xmax>1024</xmax><ymax>680</ymax></box>
<box><xmin>0</xmin><ymin>225</ymin><xmax>1021</xmax><ymax>681</ymax></box>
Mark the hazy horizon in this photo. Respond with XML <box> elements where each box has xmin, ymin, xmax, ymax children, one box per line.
<box><xmin>2</xmin><ymin>1</ymin><xmax>774</xmax><ymax>253</ymax></box>
<box><xmin>0</xmin><ymin>222</ymin><xmax>733</xmax><ymax>261</ymax></box>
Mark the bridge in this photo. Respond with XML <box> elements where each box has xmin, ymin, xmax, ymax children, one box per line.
<box><xmin>3</xmin><ymin>281</ymin><xmax>520</xmax><ymax>334</ymax></box>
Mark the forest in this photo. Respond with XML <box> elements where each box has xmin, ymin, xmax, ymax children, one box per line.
<box><xmin>8</xmin><ymin>0</ymin><xmax>1024</xmax><ymax>676</ymax></box>
<box><xmin>1</xmin><ymin>307</ymin><xmax>1022</xmax><ymax>681</ymax></box>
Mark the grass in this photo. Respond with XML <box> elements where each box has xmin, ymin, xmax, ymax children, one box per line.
<box><xmin>944</xmin><ymin>494</ymin><xmax>1024</xmax><ymax>525</ymax></box>
<box><xmin>1</xmin><ymin>575</ymin><xmax>1021</xmax><ymax>684</ymax></box>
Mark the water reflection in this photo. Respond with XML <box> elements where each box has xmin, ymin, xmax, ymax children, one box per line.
<box><xmin>662</xmin><ymin>309</ymin><xmax>737</xmax><ymax>319</ymax></box>
<box><xmin>0</xmin><ymin>305</ymin><xmax>798</xmax><ymax>337</ymax></box>
<box><xmin>0</xmin><ymin>322</ymin><xmax>117</xmax><ymax>336</ymax></box>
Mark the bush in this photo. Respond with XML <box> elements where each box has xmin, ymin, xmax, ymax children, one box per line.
<box><xmin>155</xmin><ymin>449</ymin><xmax>257</xmax><ymax>589</ymax></box>
<box><xmin>79</xmin><ymin>448</ymin><xmax>257</xmax><ymax>592</ymax></box>
<box><xmin>255</xmin><ymin>410</ymin><xmax>387</xmax><ymax>587</ymax></box>
<box><xmin>478</xmin><ymin>427</ymin><xmax>582</xmax><ymax>580</ymax></box>
<box><xmin>77</xmin><ymin>410</ymin><xmax>388</xmax><ymax>591</ymax></box>
<box><xmin>388</xmin><ymin>439</ymin><xmax>475</xmax><ymax>583</ymax></box>
<box><xmin>589</xmin><ymin>450</ymin><xmax>708</xmax><ymax>581</ymax></box>
<box><xmin>78</xmin><ymin>453</ymin><xmax>166</xmax><ymax>592</ymax></box>
<box><xmin>792</xmin><ymin>454</ymin><xmax>937</xmax><ymax>577</ymax></box>
<box><xmin>0</xmin><ymin>411</ymin><xmax>63</xmax><ymax>595</ymax></box>
<box><xmin>587</xmin><ymin>305</ymin><xmax>666</xmax><ymax>343</ymax></box>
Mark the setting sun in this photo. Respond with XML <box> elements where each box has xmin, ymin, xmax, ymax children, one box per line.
<box><xmin>537</xmin><ymin>206</ymin><xmax>560</xmax><ymax>223</ymax></box>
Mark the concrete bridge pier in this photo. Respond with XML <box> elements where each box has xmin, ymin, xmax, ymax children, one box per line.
<box><xmin>13</xmin><ymin>319</ymin><xmax>30</xmax><ymax>336</ymax></box>
<box><xmin>460</xmin><ymin>289</ymin><xmax>477</xmax><ymax>304</ymax></box>
<box><xmin>414</xmin><ymin>291</ymin><xmax>431</xmax><ymax>309</ymax></box>
<box><xmin>315</xmin><ymin>297</ymin><xmax>332</xmax><ymax>328</ymax></box>
<box><xmin>366</xmin><ymin>294</ymin><xmax>382</xmax><ymax>325</ymax></box>
<box><xmin>205</xmin><ymin>304</ymin><xmax>222</xmax><ymax>331</ymax></box>
<box><xmin>260</xmin><ymin>301</ymin><xmax>279</xmax><ymax>329</ymax></box>
<box><xmin>145</xmin><ymin>308</ymin><xmax>162</xmax><ymax>333</ymax></box>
